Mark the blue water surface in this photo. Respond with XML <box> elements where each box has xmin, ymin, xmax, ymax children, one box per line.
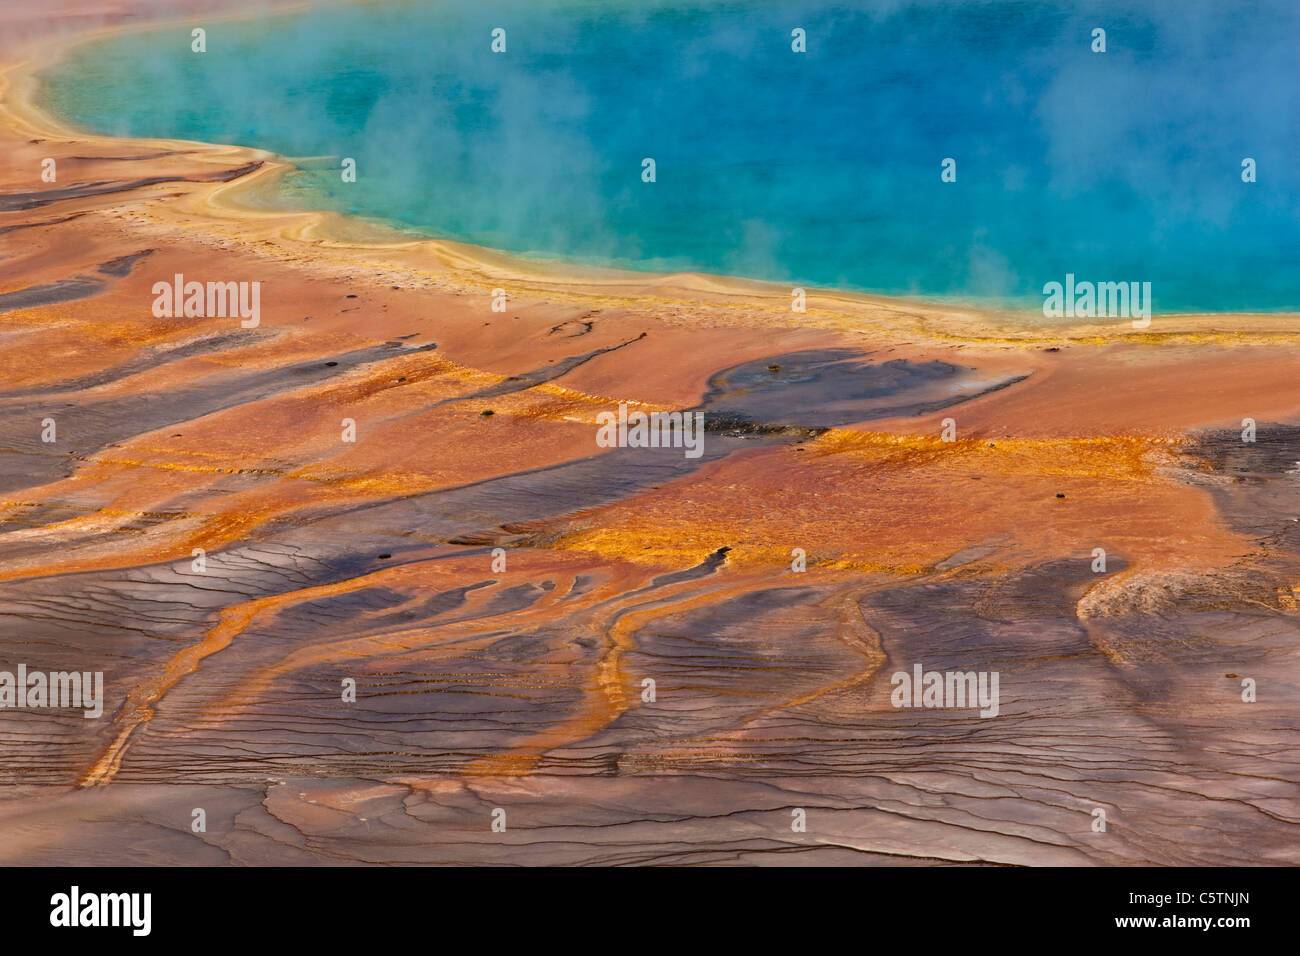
<box><xmin>40</xmin><ymin>0</ymin><xmax>1300</xmax><ymax>311</ymax></box>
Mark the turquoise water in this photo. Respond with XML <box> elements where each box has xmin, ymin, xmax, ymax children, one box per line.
<box><xmin>40</xmin><ymin>0</ymin><xmax>1300</xmax><ymax>312</ymax></box>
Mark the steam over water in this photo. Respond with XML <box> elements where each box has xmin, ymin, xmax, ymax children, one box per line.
<box><xmin>41</xmin><ymin>0</ymin><xmax>1300</xmax><ymax>311</ymax></box>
